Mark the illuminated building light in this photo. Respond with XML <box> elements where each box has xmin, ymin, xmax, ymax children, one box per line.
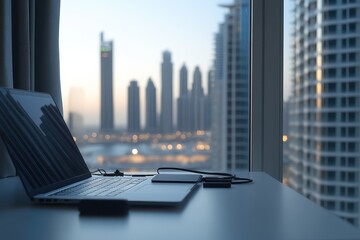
<box><xmin>196</xmin><ymin>130</ymin><xmax>205</xmax><ymax>135</ymax></box>
<box><xmin>131</xmin><ymin>148</ymin><xmax>138</xmax><ymax>155</ymax></box>
<box><xmin>282</xmin><ymin>135</ymin><xmax>288</xmax><ymax>142</ymax></box>
<box><xmin>101</xmin><ymin>45</ymin><xmax>111</xmax><ymax>52</ymax></box>
<box><xmin>167</xmin><ymin>144</ymin><xmax>173</xmax><ymax>150</ymax></box>
<box><xmin>196</xmin><ymin>144</ymin><xmax>205</xmax><ymax>150</ymax></box>
<box><xmin>96</xmin><ymin>156</ymin><xmax>105</xmax><ymax>164</ymax></box>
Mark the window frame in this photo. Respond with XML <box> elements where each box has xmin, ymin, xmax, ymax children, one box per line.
<box><xmin>250</xmin><ymin>0</ymin><xmax>283</xmax><ymax>181</ymax></box>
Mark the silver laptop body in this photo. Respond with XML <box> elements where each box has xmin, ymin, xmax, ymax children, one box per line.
<box><xmin>0</xmin><ymin>88</ymin><xmax>197</xmax><ymax>206</ymax></box>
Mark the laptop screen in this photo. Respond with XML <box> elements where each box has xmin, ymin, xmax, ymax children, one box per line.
<box><xmin>0</xmin><ymin>88</ymin><xmax>90</xmax><ymax>196</ymax></box>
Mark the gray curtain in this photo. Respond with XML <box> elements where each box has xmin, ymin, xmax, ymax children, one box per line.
<box><xmin>0</xmin><ymin>0</ymin><xmax>62</xmax><ymax>178</ymax></box>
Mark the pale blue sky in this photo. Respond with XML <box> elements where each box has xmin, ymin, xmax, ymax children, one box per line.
<box><xmin>60</xmin><ymin>0</ymin><xmax>228</xmax><ymax>127</ymax></box>
<box><xmin>60</xmin><ymin>0</ymin><xmax>292</xmax><ymax>127</ymax></box>
<box><xmin>283</xmin><ymin>0</ymin><xmax>293</xmax><ymax>101</ymax></box>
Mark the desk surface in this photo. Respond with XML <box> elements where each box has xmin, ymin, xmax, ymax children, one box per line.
<box><xmin>0</xmin><ymin>172</ymin><xmax>359</xmax><ymax>240</ymax></box>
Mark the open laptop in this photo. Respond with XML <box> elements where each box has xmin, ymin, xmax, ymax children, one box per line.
<box><xmin>0</xmin><ymin>88</ymin><xmax>198</xmax><ymax>206</ymax></box>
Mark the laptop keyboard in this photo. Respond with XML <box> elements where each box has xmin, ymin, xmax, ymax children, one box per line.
<box><xmin>51</xmin><ymin>177</ymin><xmax>146</xmax><ymax>197</ymax></box>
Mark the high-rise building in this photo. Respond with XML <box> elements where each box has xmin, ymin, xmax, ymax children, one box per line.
<box><xmin>68</xmin><ymin>87</ymin><xmax>84</xmax><ymax>133</ymax></box>
<box><xmin>146</xmin><ymin>78</ymin><xmax>157</xmax><ymax>133</ymax></box>
<box><xmin>203</xmin><ymin>70</ymin><xmax>213</xmax><ymax>131</ymax></box>
<box><xmin>180</xmin><ymin>64</ymin><xmax>188</xmax><ymax>97</ymax></box>
<box><xmin>68</xmin><ymin>112</ymin><xmax>83</xmax><ymax>134</ymax></box>
<box><xmin>160</xmin><ymin>51</ymin><xmax>173</xmax><ymax>133</ymax></box>
<box><xmin>127</xmin><ymin>80</ymin><xmax>140</xmax><ymax>133</ymax></box>
<box><xmin>100</xmin><ymin>32</ymin><xmax>114</xmax><ymax>133</ymax></box>
<box><xmin>288</xmin><ymin>0</ymin><xmax>360</xmax><ymax>227</ymax></box>
<box><xmin>191</xmin><ymin>66</ymin><xmax>205</xmax><ymax>131</ymax></box>
<box><xmin>177</xmin><ymin>64</ymin><xmax>190</xmax><ymax>132</ymax></box>
<box><xmin>207</xmin><ymin>70</ymin><xmax>213</xmax><ymax>98</ymax></box>
<box><xmin>211</xmin><ymin>23</ymin><xmax>226</xmax><ymax>171</ymax></box>
<box><xmin>212</xmin><ymin>0</ymin><xmax>250</xmax><ymax>171</ymax></box>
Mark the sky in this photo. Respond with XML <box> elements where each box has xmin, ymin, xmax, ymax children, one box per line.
<box><xmin>283</xmin><ymin>0</ymin><xmax>293</xmax><ymax>102</ymax></box>
<box><xmin>60</xmin><ymin>0</ymin><xmax>293</xmax><ymax>128</ymax></box>
<box><xmin>60</xmin><ymin>0</ymin><xmax>228</xmax><ymax>128</ymax></box>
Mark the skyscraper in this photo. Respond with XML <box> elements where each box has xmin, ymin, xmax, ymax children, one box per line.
<box><xmin>146</xmin><ymin>78</ymin><xmax>157</xmax><ymax>133</ymax></box>
<box><xmin>211</xmin><ymin>23</ymin><xmax>226</xmax><ymax>171</ymax></box>
<box><xmin>127</xmin><ymin>80</ymin><xmax>140</xmax><ymax>133</ymax></box>
<box><xmin>180</xmin><ymin>64</ymin><xmax>188</xmax><ymax>97</ymax></box>
<box><xmin>177</xmin><ymin>64</ymin><xmax>190</xmax><ymax>132</ymax></box>
<box><xmin>68</xmin><ymin>112</ymin><xmax>83</xmax><ymax>134</ymax></box>
<box><xmin>207</xmin><ymin>70</ymin><xmax>213</xmax><ymax>98</ymax></box>
<box><xmin>212</xmin><ymin>0</ymin><xmax>250</xmax><ymax>171</ymax></box>
<box><xmin>203</xmin><ymin>70</ymin><xmax>213</xmax><ymax>131</ymax></box>
<box><xmin>288</xmin><ymin>0</ymin><xmax>360</xmax><ymax>227</ymax></box>
<box><xmin>160</xmin><ymin>51</ymin><xmax>173</xmax><ymax>133</ymax></box>
<box><xmin>68</xmin><ymin>87</ymin><xmax>84</xmax><ymax>133</ymax></box>
<box><xmin>191</xmin><ymin>66</ymin><xmax>205</xmax><ymax>131</ymax></box>
<box><xmin>100</xmin><ymin>32</ymin><xmax>114</xmax><ymax>133</ymax></box>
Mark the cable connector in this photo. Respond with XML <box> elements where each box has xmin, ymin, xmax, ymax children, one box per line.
<box><xmin>104</xmin><ymin>169</ymin><xmax>124</xmax><ymax>177</ymax></box>
<box><xmin>203</xmin><ymin>177</ymin><xmax>232</xmax><ymax>188</ymax></box>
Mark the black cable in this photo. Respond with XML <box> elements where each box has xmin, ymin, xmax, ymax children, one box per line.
<box><xmin>91</xmin><ymin>167</ymin><xmax>253</xmax><ymax>185</ymax></box>
<box><xmin>91</xmin><ymin>169</ymin><xmax>107</xmax><ymax>175</ymax></box>
<box><xmin>91</xmin><ymin>169</ymin><xmax>124</xmax><ymax>176</ymax></box>
<box><xmin>157</xmin><ymin>167</ymin><xmax>234</xmax><ymax>178</ymax></box>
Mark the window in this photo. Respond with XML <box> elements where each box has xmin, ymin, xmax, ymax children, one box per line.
<box><xmin>60</xmin><ymin>0</ymin><xmax>252</xmax><ymax>173</ymax></box>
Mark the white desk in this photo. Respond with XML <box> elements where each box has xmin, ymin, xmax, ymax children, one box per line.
<box><xmin>0</xmin><ymin>172</ymin><xmax>359</xmax><ymax>240</ymax></box>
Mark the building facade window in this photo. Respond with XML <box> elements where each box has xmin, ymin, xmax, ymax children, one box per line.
<box><xmin>284</xmin><ymin>0</ymin><xmax>360</xmax><ymax>228</ymax></box>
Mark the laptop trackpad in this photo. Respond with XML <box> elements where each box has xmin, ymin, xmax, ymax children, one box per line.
<box><xmin>135</xmin><ymin>183</ymin><xmax>193</xmax><ymax>194</ymax></box>
<box><xmin>126</xmin><ymin>183</ymin><xmax>196</xmax><ymax>203</ymax></box>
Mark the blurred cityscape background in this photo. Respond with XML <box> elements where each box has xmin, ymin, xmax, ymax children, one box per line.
<box><xmin>60</xmin><ymin>0</ymin><xmax>360</xmax><ymax>228</ymax></box>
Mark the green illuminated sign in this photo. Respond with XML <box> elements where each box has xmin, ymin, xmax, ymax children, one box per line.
<box><xmin>101</xmin><ymin>44</ymin><xmax>111</xmax><ymax>52</ymax></box>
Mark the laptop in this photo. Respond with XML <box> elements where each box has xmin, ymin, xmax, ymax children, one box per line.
<box><xmin>0</xmin><ymin>88</ymin><xmax>198</xmax><ymax>206</ymax></box>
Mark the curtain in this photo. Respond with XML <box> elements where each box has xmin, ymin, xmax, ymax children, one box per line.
<box><xmin>0</xmin><ymin>0</ymin><xmax>62</xmax><ymax>178</ymax></box>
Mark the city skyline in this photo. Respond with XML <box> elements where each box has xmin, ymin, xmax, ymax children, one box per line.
<box><xmin>123</xmin><ymin>56</ymin><xmax>212</xmax><ymax>133</ymax></box>
<box><xmin>80</xmin><ymin>32</ymin><xmax>217</xmax><ymax>133</ymax></box>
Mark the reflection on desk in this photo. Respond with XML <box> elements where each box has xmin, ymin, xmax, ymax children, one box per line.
<box><xmin>0</xmin><ymin>172</ymin><xmax>359</xmax><ymax>240</ymax></box>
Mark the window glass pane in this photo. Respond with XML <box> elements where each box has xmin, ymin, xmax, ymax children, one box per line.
<box><xmin>283</xmin><ymin>0</ymin><xmax>360</xmax><ymax>228</ymax></box>
<box><xmin>60</xmin><ymin>0</ymin><xmax>251</xmax><ymax>172</ymax></box>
